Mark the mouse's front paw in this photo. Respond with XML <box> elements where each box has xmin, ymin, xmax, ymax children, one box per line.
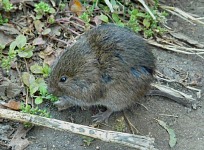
<box><xmin>92</xmin><ymin>108</ymin><xmax>113</xmax><ymax>123</ymax></box>
<box><xmin>54</xmin><ymin>97</ymin><xmax>72</xmax><ymax>111</ymax></box>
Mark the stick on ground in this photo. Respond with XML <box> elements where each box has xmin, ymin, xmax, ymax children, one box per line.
<box><xmin>0</xmin><ymin>108</ymin><xmax>157</xmax><ymax>150</ymax></box>
<box><xmin>150</xmin><ymin>83</ymin><xmax>197</xmax><ymax>109</ymax></box>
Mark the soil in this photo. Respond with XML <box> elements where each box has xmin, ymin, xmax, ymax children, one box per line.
<box><xmin>1</xmin><ymin>0</ymin><xmax>204</xmax><ymax>150</ymax></box>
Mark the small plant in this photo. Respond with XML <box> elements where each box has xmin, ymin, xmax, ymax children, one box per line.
<box><xmin>1</xmin><ymin>35</ymin><xmax>35</xmax><ymax>70</ymax></box>
<box><xmin>59</xmin><ymin>3</ymin><xmax>66</xmax><ymax>11</ymax></box>
<box><xmin>0</xmin><ymin>34</ymin><xmax>56</xmax><ymax>106</ymax></box>
<box><xmin>30</xmin><ymin>63</ymin><xmax>51</xmax><ymax>78</ymax></box>
<box><xmin>22</xmin><ymin>72</ymin><xmax>58</xmax><ymax>105</ymax></box>
<box><xmin>99</xmin><ymin>14</ymin><xmax>109</xmax><ymax>23</ymax></box>
<box><xmin>126</xmin><ymin>9</ymin><xmax>143</xmax><ymax>33</ymax></box>
<box><xmin>21</xmin><ymin>104</ymin><xmax>50</xmax><ymax>118</ymax></box>
<box><xmin>1</xmin><ymin>57</ymin><xmax>13</xmax><ymax>70</ymax></box>
<box><xmin>79</xmin><ymin>12</ymin><xmax>91</xmax><ymax>28</ymax></box>
<box><xmin>33</xmin><ymin>82</ymin><xmax>58</xmax><ymax>104</ymax></box>
<box><xmin>126</xmin><ymin>8</ymin><xmax>167</xmax><ymax>38</ymax></box>
<box><xmin>1</xmin><ymin>33</ymin><xmax>57</xmax><ymax>112</ymax></box>
<box><xmin>20</xmin><ymin>104</ymin><xmax>50</xmax><ymax>127</ymax></box>
<box><xmin>1</xmin><ymin>45</ymin><xmax>16</xmax><ymax>70</ymax></box>
<box><xmin>10</xmin><ymin>35</ymin><xmax>34</xmax><ymax>58</ymax></box>
<box><xmin>112</xmin><ymin>13</ymin><xmax>124</xmax><ymax>27</ymax></box>
<box><xmin>34</xmin><ymin>2</ymin><xmax>55</xmax><ymax>19</ymax></box>
<box><xmin>0</xmin><ymin>13</ymin><xmax>8</xmax><ymax>25</ymax></box>
<box><xmin>82</xmin><ymin>136</ymin><xmax>95</xmax><ymax>146</ymax></box>
<box><xmin>2</xmin><ymin>0</ymin><xmax>13</xmax><ymax>12</ymax></box>
<box><xmin>113</xmin><ymin>117</ymin><xmax>126</xmax><ymax>132</ymax></box>
<box><xmin>48</xmin><ymin>15</ymin><xmax>55</xmax><ymax>24</ymax></box>
<box><xmin>21</xmin><ymin>104</ymin><xmax>50</xmax><ymax>127</ymax></box>
<box><xmin>78</xmin><ymin>2</ymin><xmax>96</xmax><ymax>28</ymax></box>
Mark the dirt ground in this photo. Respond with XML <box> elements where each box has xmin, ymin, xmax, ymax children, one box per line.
<box><xmin>1</xmin><ymin>0</ymin><xmax>204</xmax><ymax>150</ymax></box>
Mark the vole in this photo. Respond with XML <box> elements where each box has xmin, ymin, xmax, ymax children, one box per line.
<box><xmin>48</xmin><ymin>24</ymin><xmax>156</xmax><ymax>122</ymax></box>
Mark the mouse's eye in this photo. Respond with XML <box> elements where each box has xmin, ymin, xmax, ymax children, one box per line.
<box><xmin>60</xmin><ymin>76</ymin><xmax>67</xmax><ymax>82</ymax></box>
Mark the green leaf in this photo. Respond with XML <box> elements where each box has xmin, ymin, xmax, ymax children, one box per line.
<box><xmin>35</xmin><ymin>96</ymin><xmax>43</xmax><ymax>104</ymax></box>
<box><xmin>136</xmin><ymin>12</ymin><xmax>146</xmax><ymax>17</ymax></box>
<box><xmin>82</xmin><ymin>136</ymin><xmax>95</xmax><ymax>146</ymax></box>
<box><xmin>35</xmin><ymin>78</ymin><xmax>45</xmax><ymax>85</ymax></box>
<box><xmin>99</xmin><ymin>14</ymin><xmax>109</xmax><ymax>23</ymax></box>
<box><xmin>112</xmin><ymin>13</ymin><xmax>119</xmax><ymax>22</ymax></box>
<box><xmin>17</xmin><ymin>51</ymin><xmax>27</xmax><ymax>58</ymax></box>
<box><xmin>29</xmin><ymin>78</ymin><xmax>45</xmax><ymax>96</ymax></box>
<box><xmin>42</xmin><ymin>63</ymin><xmax>51</xmax><ymax>77</ymax></box>
<box><xmin>49</xmin><ymin>8</ymin><xmax>56</xmax><ymax>14</ymax></box>
<box><xmin>9</xmin><ymin>41</ymin><xmax>17</xmax><ymax>51</ymax></box>
<box><xmin>18</xmin><ymin>46</ymin><xmax>34</xmax><ymax>58</ymax></box>
<box><xmin>39</xmin><ymin>83</ymin><xmax>47</xmax><ymax>96</ymax></box>
<box><xmin>157</xmin><ymin>119</ymin><xmax>177</xmax><ymax>148</ymax></box>
<box><xmin>45</xmin><ymin>94</ymin><xmax>58</xmax><ymax>102</ymax></box>
<box><xmin>42</xmin><ymin>28</ymin><xmax>51</xmax><ymax>35</ymax></box>
<box><xmin>0</xmin><ymin>44</ymin><xmax>5</xmax><ymax>50</ymax></box>
<box><xmin>25</xmin><ymin>50</ymin><xmax>33</xmax><ymax>58</ymax></box>
<box><xmin>30</xmin><ymin>64</ymin><xmax>43</xmax><ymax>74</ymax></box>
<box><xmin>79</xmin><ymin>12</ymin><xmax>90</xmax><ymax>24</ymax></box>
<box><xmin>36</xmin><ymin>14</ymin><xmax>43</xmax><ymax>20</ymax></box>
<box><xmin>144</xmin><ymin>29</ymin><xmax>154</xmax><ymax>38</ymax></box>
<box><xmin>15</xmin><ymin>35</ymin><xmax>27</xmax><ymax>48</ymax></box>
<box><xmin>8</xmin><ymin>47</ymin><xmax>17</xmax><ymax>59</ymax></box>
<box><xmin>143</xmin><ymin>19</ymin><xmax>150</xmax><ymax>28</ymax></box>
<box><xmin>22</xmin><ymin>72</ymin><xmax>35</xmax><ymax>87</ymax></box>
<box><xmin>130</xmin><ymin>9</ymin><xmax>138</xmax><ymax>15</ymax></box>
<box><xmin>29</xmin><ymin>82</ymin><xmax>39</xmax><ymax>96</ymax></box>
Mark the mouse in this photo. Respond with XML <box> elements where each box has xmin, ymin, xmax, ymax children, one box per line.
<box><xmin>48</xmin><ymin>24</ymin><xmax>156</xmax><ymax>122</ymax></box>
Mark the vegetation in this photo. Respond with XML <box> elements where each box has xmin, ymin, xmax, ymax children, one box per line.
<box><xmin>0</xmin><ymin>0</ymin><xmax>167</xmax><ymax>118</ymax></box>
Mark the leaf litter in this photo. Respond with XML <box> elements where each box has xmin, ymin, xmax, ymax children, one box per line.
<box><xmin>0</xmin><ymin>0</ymin><xmax>203</xmax><ymax>149</ymax></box>
<box><xmin>156</xmin><ymin>119</ymin><xmax>177</xmax><ymax>148</ymax></box>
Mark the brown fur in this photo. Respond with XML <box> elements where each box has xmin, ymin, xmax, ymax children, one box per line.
<box><xmin>48</xmin><ymin>24</ymin><xmax>156</xmax><ymax>121</ymax></box>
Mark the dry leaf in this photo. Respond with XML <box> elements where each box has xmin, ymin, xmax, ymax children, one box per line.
<box><xmin>157</xmin><ymin>119</ymin><xmax>177</xmax><ymax>148</ymax></box>
<box><xmin>30</xmin><ymin>64</ymin><xmax>43</xmax><ymax>74</ymax></box>
<box><xmin>50</xmin><ymin>26</ymin><xmax>61</xmax><ymax>36</ymax></box>
<box><xmin>0</xmin><ymin>24</ymin><xmax>20</xmax><ymax>35</ymax></box>
<box><xmin>9</xmin><ymin>124</ymin><xmax>32</xmax><ymax>150</ymax></box>
<box><xmin>42</xmin><ymin>28</ymin><xmax>51</xmax><ymax>35</ymax></box>
<box><xmin>0</xmin><ymin>80</ymin><xmax>10</xmax><ymax>97</ymax></box>
<box><xmin>38</xmin><ymin>45</ymin><xmax>54</xmax><ymax>59</ymax></box>
<box><xmin>39</xmin><ymin>46</ymin><xmax>64</xmax><ymax>65</ymax></box>
<box><xmin>21</xmin><ymin>72</ymin><xmax>35</xmax><ymax>87</ymax></box>
<box><xmin>34</xmin><ymin>20</ymin><xmax>44</xmax><ymax>33</ymax></box>
<box><xmin>170</xmin><ymin>32</ymin><xmax>204</xmax><ymax>48</ymax></box>
<box><xmin>7</xmin><ymin>82</ymin><xmax>22</xmax><ymax>98</ymax></box>
<box><xmin>45</xmin><ymin>48</ymin><xmax>64</xmax><ymax>65</ymax></box>
<box><xmin>0</xmin><ymin>123</ymin><xmax>13</xmax><ymax>149</ymax></box>
<box><xmin>43</xmin><ymin>54</ymin><xmax>56</xmax><ymax>66</ymax></box>
<box><xmin>69</xmin><ymin>0</ymin><xmax>85</xmax><ymax>16</ymax></box>
<box><xmin>0</xmin><ymin>31</ymin><xmax>14</xmax><ymax>46</ymax></box>
<box><xmin>0</xmin><ymin>78</ymin><xmax>22</xmax><ymax>98</ymax></box>
<box><xmin>93</xmin><ymin>16</ymin><xmax>102</xmax><ymax>26</ymax></box>
<box><xmin>33</xmin><ymin>37</ymin><xmax>46</xmax><ymax>45</ymax></box>
<box><xmin>3</xmin><ymin>100</ymin><xmax>21</xmax><ymax>110</ymax></box>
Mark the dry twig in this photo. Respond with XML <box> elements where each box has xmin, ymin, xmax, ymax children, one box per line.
<box><xmin>0</xmin><ymin>108</ymin><xmax>157</xmax><ymax>150</ymax></box>
<box><xmin>147</xmin><ymin>40</ymin><xmax>204</xmax><ymax>59</ymax></box>
<box><xmin>150</xmin><ymin>83</ymin><xmax>197</xmax><ymax>109</ymax></box>
<box><xmin>136</xmin><ymin>0</ymin><xmax>156</xmax><ymax>20</ymax></box>
<box><xmin>104</xmin><ymin>0</ymin><xmax>114</xmax><ymax>12</ymax></box>
<box><xmin>160</xmin><ymin>5</ymin><xmax>204</xmax><ymax>25</ymax></box>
